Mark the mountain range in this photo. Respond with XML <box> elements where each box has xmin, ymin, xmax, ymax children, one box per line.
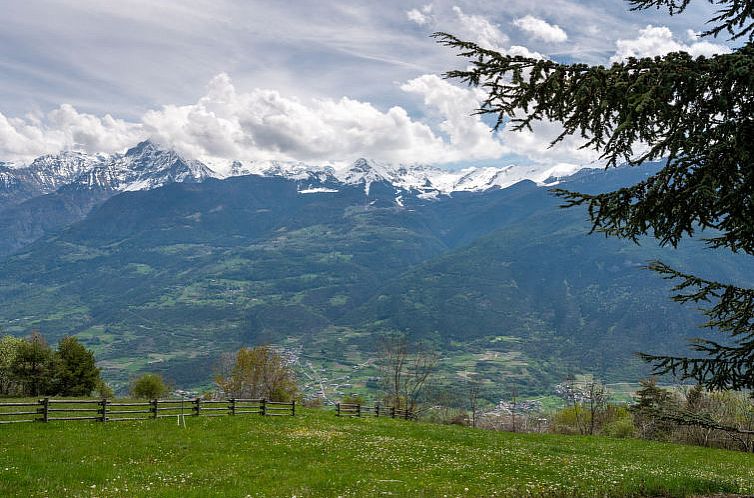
<box><xmin>0</xmin><ymin>141</ymin><xmax>567</xmax><ymax>258</ymax></box>
<box><xmin>1</xmin><ymin>141</ymin><xmax>750</xmax><ymax>397</ymax></box>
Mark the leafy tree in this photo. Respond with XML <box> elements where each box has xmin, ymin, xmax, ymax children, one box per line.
<box><xmin>0</xmin><ymin>335</ymin><xmax>24</xmax><ymax>396</ymax></box>
<box><xmin>214</xmin><ymin>346</ymin><xmax>298</xmax><ymax>401</ymax></box>
<box><xmin>55</xmin><ymin>336</ymin><xmax>101</xmax><ymax>397</ymax></box>
<box><xmin>131</xmin><ymin>373</ymin><xmax>168</xmax><ymax>399</ymax></box>
<box><xmin>435</xmin><ymin>1</ymin><xmax>754</xmax><ymax>390</ymax></box>
<box><xmin>11</xmin><ymin>331</ymin><xmax>56</xmax><ymax>396</ymax></box>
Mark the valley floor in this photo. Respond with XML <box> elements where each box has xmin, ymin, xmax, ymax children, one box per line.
<box><xmin>0</xmin><ymin>409</ymin><xmax>752</xmax><ymax>497</ymax></box>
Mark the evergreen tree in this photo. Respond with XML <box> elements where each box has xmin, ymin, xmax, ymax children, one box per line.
<box><xmin>631</xmin><ymin>377</ymin><xmax>678</xmax><ymax>439</ymax></box>
<box><xmin>55</xmin><ymin>336</ymin><xmax>101</xmax><ymax>397</ymax></box>
<box><xmin>435</xmin><ymin>1</ymin><xmax>754</xmax><ymax>390</ymax></box>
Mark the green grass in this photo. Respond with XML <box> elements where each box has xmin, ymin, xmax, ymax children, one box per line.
<box><xmin>1</xmin><ymin>409</ymin><xmax>753</xmax><ymax>497</ymax></box>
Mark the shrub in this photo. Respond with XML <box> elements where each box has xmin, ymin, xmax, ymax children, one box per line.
<box><xmin>131</xmin><ymin>373</ymin><xmax>168</xmax><ymax>399</ymax></box>
<box><xmin>550</xmin><ymin>406</ymin><xmax>589</xmax><ymax>435</ymax></box>
<box><xmin>603</xmin><ymin>416</ymin><xmax>636</xmax><ymax>439</ymax></box>
<box><xmin>342</xmin><ymin>394</ymin><xmax>364</xmax><ymax>405</ymax></box>
<box><xmin>301</xmin><ymin>397</ymin><xmax>323</xmax><ymax>408</ymax></box>
<box><xmin>95</xmin><ymin>379</ymin><xmax>114</xmax><ymax>398</ymax></box>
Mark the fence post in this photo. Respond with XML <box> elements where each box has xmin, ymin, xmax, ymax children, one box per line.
<box><xmin>193</xmin><ymin>398</ymin><xmax>201</xmax><ymax>417</ymax></box>
<box><xmin>375</xmin><ymin>403</ymin><xmax>380</xmax><ymax>417</ymax></box>
<box><xmin>41</xmin><ymin>397</ymin><xmax>50</xmax><ymax>423</ymax></box>
<box><xmin>260</xmin><ymin>398</ymin><xmax>266</xmax><ymax>416</ymax></box>
<box><xmin>99</xmin><ymin>398</ymin><xmax>108</xmax><ymax>422</ymax></box>
<box><xmin>405</xmin><ymin>408</ymin><xmax>409</xmax><ymax>420</ymax></box>
<box><xmin>336</xmin><ymin>402</ymin><xmax>341</xmax><ymax>417</ymax></box>
<box><xmin>291</xmin><ymin>400</ymin><xmax>296</xmax><ymax>417</ymax></box>
<box><xmin>151</xmin><ymin>399</ymin><xmax>158</xmax><ymax>419</ymax></box>
<box><xmin>230</xmin><ymin>398</ymin><xmax>236</xmax><ymax>416</ymax></box>
<box><xmin>357</xmin><ymin>403</ymin><xmax>361</xmax><ymax>417</ymax></box>
<box><xmin>390</xmin><ymin>406</ymin><xmax>395</xmax><ymax>419</ymax></box>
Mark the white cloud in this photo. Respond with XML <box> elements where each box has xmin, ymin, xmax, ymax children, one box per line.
<box><xmin>0</xmin><ymin>72</ymin><xmax>604</xmax><ymax>171</ymax></box>
<box><xmin>498</xmin><ymin>118</ymin><xmax>600</xmax><ymax>169</ymax></box>
<box><xmin>450</xmin><ymin>6</ymin><xmax>543</xmax><ymax>59</ymax></box>
<box><xmin>406</xmin><ymin>4</ymin><xmax>433</xmax><ymax>26</ymax></box>
<box><xmin>451</xmin><ymin>6</ymin><xmax>509</xmax><ymax>51</ymax></box>
<box><xmin>406</xmin><ymin>9</ymin><xmax>429</xmax><ymax>26</ymax></box>
<box><xmin>146</xmin><ymin>74</ymin><xmax>455</xmax><ymax>164</ymax></box>
<box><xmin>513</xmin><ymin>15</ymin><xmax>568</xmax><ymax>43</ymax></box>
<box><xmin>0</xmin><ymin>106</ymin><xmax>143</xmax><ymax>161</ymax></box>
<box><xmin>400</xmin><ymin>74</ymin><xmax>505</xmax><ymax>159</ymax></box>
<box><xmin>0</xmin><ymin>73</ymin><xmax>511</xmax><ymax>166</ymax></box>
<box><xmin>611</xmin><ymin>25</ymin><xmax>731</xmax><ymax>63</ymax></box>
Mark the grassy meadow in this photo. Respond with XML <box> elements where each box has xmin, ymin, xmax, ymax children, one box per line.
<box><xmin>1</xmin><ymin>408</ymin><xmax>753</xmax><ymax>497</ymax></box>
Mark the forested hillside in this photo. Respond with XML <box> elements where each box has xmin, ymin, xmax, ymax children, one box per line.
<box><xmin>1</xmin><ymin>163</ymin><xmax>750</xmax><ymax>393</ymax></box>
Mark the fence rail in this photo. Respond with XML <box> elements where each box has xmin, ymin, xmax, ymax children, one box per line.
<box><xmin>1</xmin><ymin>398</ymin><xmax>415</xmax><ymax>425</ymax></box>
<box><xmin>0</xmin><ymin>397</ymin><xmax>295</xmax><ymax>424</ymax></box>
<box><xmin>335</xmin><ymin>402</ymin><xmax>414</xmax><ymax>420</ymax></box>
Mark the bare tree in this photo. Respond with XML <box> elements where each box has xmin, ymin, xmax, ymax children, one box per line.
<box><xmin>468</xmin><ymin>379</ymin><xmax>481</xmax><ymax>428</ymax></box>
<box><xmin>377</xmin><ymin>334</ymin><xmax>438</xmax><ymax>414</ymax></box>
<box><xmin>585</xmin><ymin>380</ymin><xmax>608</xmax><ymax>436</ymax></box>
<box><xmin>556</xmin><ymin>375</ymin><xmax>608</xmax><ymax>435</ymax></box>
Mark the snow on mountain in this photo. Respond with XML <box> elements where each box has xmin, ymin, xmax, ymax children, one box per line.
<box><xmin>221</xmin><ymin>157</ymin><xmax>572</xmax><ymax>196</ymax></box>
<box><xmin>2</xmin><ymin>141</ymin><xmax>588</xmax><ymax>203</ymax></box>
<box><xmin>0</xmin><ymin>167</ymin><xmax>21</xmax><ymax>192</ymax></box>
<box><xmin>74</xmin><ymin>140</ymin><xmax>214</xmax><ymax>191</ymax></box>
<box><xmin>21</xmin><ymin>151</ymin><xmax>111</xmax><ymax>193</ymax></box>
<box><xmin>4</xmin><ymin>141</ymin><xmax>213</xmax><ymax>195</ymax></box>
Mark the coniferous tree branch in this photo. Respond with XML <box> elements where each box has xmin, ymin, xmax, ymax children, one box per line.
<box><xmin>435</xmin><ymin>0</ymin><xmax>754</xmax><ymax>390</ymax></box>
<box><xmin>639</xmin><ymin>261</ymin><xmax>754</xmax><ymax>390</ymax></box>
<box><xmin>644</xmin><ymin>405</ymin><xmax>754</xmax><ymax>434</ymax></box>
<box><xmin>628</xmin><ymin>0</ymin><xmax>754</xmax><ymax>40</ymax></box>
<box><xmin>434</xmin><ymin>33</ymin><xmax>754</xmax><ymax>253</ymax></box>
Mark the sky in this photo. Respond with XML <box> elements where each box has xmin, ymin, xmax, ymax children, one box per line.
<box><xmin>0</xmin><ymin>0</ymin><xmax>734</xmax><ymax>172</ymax></box>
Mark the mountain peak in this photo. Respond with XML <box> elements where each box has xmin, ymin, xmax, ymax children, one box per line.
<box><xmin>125</xmin><ymin>139</ymin><xmax>170</xmax><ymax>158</ymax></box>
<box><xmin>350</xmin><ymin>158</ymin><xmax>373</xmax><ymax>170</ymax></box>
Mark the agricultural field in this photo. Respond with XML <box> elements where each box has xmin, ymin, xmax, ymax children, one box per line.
<box><xmin>1</xmin><ymin>408</ymin><xmax>752</xmax><ymax>497</ymax></box>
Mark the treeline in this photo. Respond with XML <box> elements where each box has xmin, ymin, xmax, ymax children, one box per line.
<box><xmin>629</xmin><ymin>379</ymin><xmax>754</xmax><ymax>452</ymax></box>
<box><xmin>545</xmin><ymin>378</ymin><xmax>754</xmax><ymax>453</ymax></box>
<box><xmin>420</xmin><ymin>377</ymin><xmax>754</xmax><ymax>453</ymax></box>
<box><xmin>0</xmin><ymin>331</ymin><xmax>108</xmax><ymax>397</ymax></box>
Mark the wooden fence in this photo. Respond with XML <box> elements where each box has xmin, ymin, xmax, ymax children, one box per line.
<box><xmin>0</xmin><ymin>398</ymin><xmax>294</xmax><ymax>424</ymax></box>
<box><xmin>335</xmin><ymin>402</ymin><xmax>414</xmax><ymax>420</ymax></box>
<box><xmin>0</xmin><ymin>398</ymin><xmax>417</xmax><ymax>425</ymax></box>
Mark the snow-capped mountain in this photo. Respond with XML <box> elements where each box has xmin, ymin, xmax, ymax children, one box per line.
<box><xmin>70</xmin><ymin>141</ymin><xmax>213</xmax><ymax>191</ymax></box>
<box><xmin>21</xmin><ymin>151</ymin><xmax>110</xmax><ymax>193</ymax></box>
<box><xmin>1</xmin><ymin>140</ymin><xmax>583</xmax><ymax>207</ymax></box>
<box><xmin>219</xmin><ymin>157</ymin><xmax>568</xmax><ymax>198</ymax></box>
<box><xmin>0</xmin><ymin>166</ymin><xmax>21</xmax><ymax>192</ymax></box>
<box><xmin>1</xmin><ymin>141</ymin><xmax>213</xmax><ymax>199</ymax></box>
